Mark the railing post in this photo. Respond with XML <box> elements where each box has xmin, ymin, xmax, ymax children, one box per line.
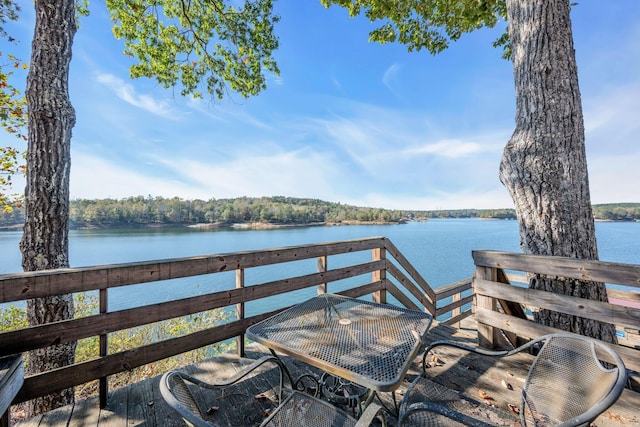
<box><xmin>236</xmin><ymin>268</ymin><xmax>245</xmax><ymax>357</ymax></box>
<box><xmin>372</xmin><ymin>247</ymin><xmax>387</xmax><ymax>304</ymax></box>
<box><xmin>99</xmin><ymin>289</ymin><xmax>108</xmax><ymax>408</ymax></box>
<box><xmin>451</xmin><ymin>292</ymin><xmax>461</xmax><ymax>327</ymax></box>
<box><xmin>475</xmin><ymin>266</ymin><xmax>498</xmax><ymax>349</ymax></box>
<box><xmin>317</xmin><ymin>255</ymin><xmax>328</xmax><ymax>294</ymax></box>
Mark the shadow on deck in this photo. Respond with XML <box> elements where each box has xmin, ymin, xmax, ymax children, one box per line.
<box><xmin>15</xmin><ymin>321</ymin><xmax>640</xmax><ymax>427</ymax></box>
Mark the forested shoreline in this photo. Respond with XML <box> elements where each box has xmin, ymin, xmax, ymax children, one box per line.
<box><xmin>1</xmin><ymin>197</ymin><xmax>638</xmax><ymax>229</ymax></box>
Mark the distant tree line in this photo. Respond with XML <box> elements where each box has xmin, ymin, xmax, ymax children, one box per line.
<box><xmin>591</xmin><ymin>203</ymin><xmax>640</xmax><ymax>221</ymax></box>
<box><xmin>415</xmin><ymin>208</ymin><xmax>518</xmax><ymax>220</ymax></box>
<box><xmin>1</xmin><ymin>198</ymin><xmax>638</xmax><ymax>229</ymax></box>
<box><xmin>416</xmin><ymin>204</ymin><xmax>640</xmax><ymax>221</ymax></box>
<box><xmin>0</xmin><ymin>196</ymin><xmax>411</xmax><ymax>228</ymax></box>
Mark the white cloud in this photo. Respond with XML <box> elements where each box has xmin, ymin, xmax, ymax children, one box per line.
<box><xmin>70</xmin><ymin>151</ymin><xmax>196</xmax><ymax>199</ymax></box>
<box><xmin>70</xmin><ymin>145</ymin><xmax>344</xmax><ymax>202</ymax></box>
<box><xmin>342</xmin><ymin>187</ymin><xmax>515</xmax><ymax>211</ymax></box>
<box><xmin>95</xmin><ymin>73</ymin><xmax>178</xmax><ymax>119</ymax></box>
<box><xmin>186</xmin><ymin>97</ymin><xmax>274</xmax><ymax>130</ymax></box>
<box><xmin>382</xmin><ymin>63</ymin><xmax>402</xmax><ymax>97</ymax></box>
<box><xmin>150</xmin><ymin>149</ymin><xmax>341</xmax><ymax>200</ymax></box>
<box><xmin>404</xmin><ymin>139</ymin><xmax>501</xmax><ymax>159</ymax></box>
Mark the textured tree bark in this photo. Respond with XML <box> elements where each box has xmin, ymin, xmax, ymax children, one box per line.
<box><xmin>500</xmin><ymin>0</ymin><xmax>616</xmax><ymax>343</ymax></box>
<box><xmin>20</xmin><ymin>0</ymin><xmax>77</xmax><ymax>415</ymax></box>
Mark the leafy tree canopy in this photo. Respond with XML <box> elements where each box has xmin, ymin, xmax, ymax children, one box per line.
<box><xmin>321</xmin><ymin>0</ymin><xmax>510</xmax><ymax>58</ymax></box>
<box><xmin>107</xmin><ymin>0</ymin><xmax>280</xmax><ymax>99</ymax></box>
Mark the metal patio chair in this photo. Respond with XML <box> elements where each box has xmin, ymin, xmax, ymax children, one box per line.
<box><xmin>398</xmin><ymin>333</ymin><xmax>628</xmax><ymax>427</ymax></box>
<box><xmin>160</xmin><ymin>355</ymin><xmax>386</xmax><ymax>426</ymax></box>
<box><xmin>260</xmin><ymin>390</ymin><xmax>386</xmax><ymax>427</ymax></box>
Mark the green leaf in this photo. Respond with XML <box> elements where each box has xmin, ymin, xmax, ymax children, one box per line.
<box><xmin>321</xmin><ymin>0</ymin><xmax>509</xmax><ymax>58</ymax></box>
<box><xmin>106</xmin><ymin>0</ymin><xmax>280</xmax><ymax>100</ymax></box>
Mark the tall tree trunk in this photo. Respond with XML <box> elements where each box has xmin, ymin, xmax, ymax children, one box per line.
<box><xmin>20</xmin><ymin>0</ymin><xmax>77</xmax><ymax>415</ymax></box>
<box><xmin>500</xmin><ymin>0</ymin><xmax>616</xmax><ymax>343</ymax></box>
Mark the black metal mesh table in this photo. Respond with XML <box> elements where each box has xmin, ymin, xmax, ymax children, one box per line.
<box><xmin>246</xmin><ymin>293</ymin><xmax>433</xmax><ymax>393</ymax></box>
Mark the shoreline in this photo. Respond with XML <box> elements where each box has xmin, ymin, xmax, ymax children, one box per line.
<box><xmin>0</xmin><ymin>220</ymin><xmax>408</xmax><ymax>232</ymax></box>
<box><xmin>3</xmin><ymin>217</ymin><xmax>639</xmax><ymax>232</ymax></box>
<box><xmin>191</xmin><ymin>220</ymin><xmax>408</xmax><ymax>230</ymax></box>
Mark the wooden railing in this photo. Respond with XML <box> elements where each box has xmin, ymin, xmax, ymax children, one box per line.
<box><xmin>0</xmin><ymin>237</ymin><xmax>470</xmax><ymax>408</ymax></box>
<box><xmin>12</xmin><ymin>243</ymin><xmax>637</xmax><ymax>409</ymax></box>
<box><xmin>472</xmin><ymin>250</ymin><xmax>640</xmax><ymax>374</ymax></box>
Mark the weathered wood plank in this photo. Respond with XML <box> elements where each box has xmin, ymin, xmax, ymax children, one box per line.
<box><xmin>15</xmin><ymin>313</ymin><xmax>278</xmax><ymax>403</ymax></box>
<box><xmin>0</xmin><ymin>260</ymin><xmax>385</xmax><ymax>356</ymax></box>
<box><xmin>475</xmin><ymin>279</ymin><xmax>640</xmax><ymax>330</ymax></box>
<box><xmin>372</xmin><ymin>247</ymin><xmax>387</xmax><ymax>304</ymax></box>
<box><xmin>495</xmin><ymin>268</ymin><xmax>533</xmax><ymax>349</ymax></box>
<box><xmin>475</xmin><ymin>266</ymin><xmax>498</xmax><ymax>349</ymax></box>
<box><xmin>68</xmin><ymin>397</ymin><xmax>101</xmax><ymax>427</ymax></box>
<box><xmin>0</xmin><ymin>237</ymin><xmax>387</xmax><ymax>302</ymax></box>
<box><xmin>472</xmin><ymin>250</ymin><xmax>640</xmax><ymax>289</ymax></box>
<box><xmin>608</xmin><ymin>288</ymin><xmax>640</xmax><ymax>304</ymax></box>
<box><xmin>442</xmin><ymin>309</ymin><xmax>473</xmax><ymax>326</ymax></box>
<box><xmin>474</xmin><ymin>307</ymin><xmax>640</xmax><ymax>373</ymax></box>
<box><xmin>126</xmin><ymin>373</ymin><xmax>156</xmax><ymax>426</ymax></box>
<box><xmin>36</xmin><ymin>402</ymin><xmax>72</xmax><ymax>427</ymax></box>
<box><xmin>98</xmin><ymin>387</ymin><xmax>128</xmax><ymax>426</ymax></box>
<box><xmin>0</xmin><ymin>354</ymin><xmax>22</xmax><ymax>420</ymax></box>
<box><xmin>434</xmin><ymin>278</ymin><xmax>472</xmax><ymax>300</ymax></box>
<box><xmin>149</xmin><ymin>375</ymin><xmax>184</xmax><ymax>426</ymax></box>
<box><xmin>436</xmin><ymin>295</ymin><xmax>473</xmax><ymax>318</ymax></box>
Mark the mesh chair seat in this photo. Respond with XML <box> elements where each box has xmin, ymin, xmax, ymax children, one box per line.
<box><xmin>160</xmin><ymin>355</ymin><xmax>385</xmax><ymax>426</ymax></box>
<box><xmin>261</xmin><ymin>391</ymin><xmax>359</xmax><ymax>427</ymax></box>
<box><xmin>262</xmin><ymin>390</ymin><xmax>385</xmax><ymax>426</ymax></box>
<box><xmin>400</xmin><ymin>376</ymin><xmax>511</xmax><ymax>426</ymax></box>
<box><xmin>160</xmin><ymin>355</ymin><xmax>285</xmax><ymax>427</ymax></box>
<box><xmin>399</xmin><ymin>333</ymin><xmax>627</xmax><ymax>427</ymax></box>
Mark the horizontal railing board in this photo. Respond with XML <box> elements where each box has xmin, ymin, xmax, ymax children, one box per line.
<box><xmin>0</xmin><ymin>260</ymin><xmax>384</xmax><ymax>356</ymax></box>
<box><xmin>442</xmin><ymin>309</ymin><xmax>473</xmax><ymax>326</ymax></box>
<box><xmin>435</xmin><ymin>278</ymin><xmax>473</xmax><ymax>300</ymax></box>
<box><xmin>436</xmin><ymin>295</ymin><xmax>473</xmax><ymax>318</ymax></box>
<box><xmin>0</xmin><ymin>238</ymin><xmax>387</xmax><ymax>303</ymax></box>
<box><xmin>475</xmin><ymin>279</ymin><xmax>640</xmax><ymax>330</ymax></box>
<box><xmin>383</xmin><ymin>239</ymin><xmax>437</xmax><ymax>304</ymax></box>
<box><xmin>334</xmin><ymin>281</ymin><xmax>386</xmax><ymax>300</ymax></box>
<box><xmin>15</xmin><ymin>312</ymin><xmax>278</xmax><ymax>403</ymax></box>
<box><xmin>473</xmin><ymin>250</ymin><xmax>640</xmax><ymax>289</ymax></box>
<box><xmin>608</xmin><ymin>288</ymin><xmax>640</xmax><ymax>304</ymax></box>
<box><xmin>474</xmin><ymin>307</ymin><xmax>640</xmax><ymax>373</ymax></box>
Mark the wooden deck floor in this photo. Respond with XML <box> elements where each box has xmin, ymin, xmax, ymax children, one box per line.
<box><xmin>15</xmin><ymin>321</ymin><xmax>640</xmax><ymax>427</ymax></box>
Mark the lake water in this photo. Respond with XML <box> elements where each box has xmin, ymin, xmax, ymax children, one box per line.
<box><xmin>1</xmin><ymin>219</ymin><xmax>639</xmax><ymax>312</ymax></box>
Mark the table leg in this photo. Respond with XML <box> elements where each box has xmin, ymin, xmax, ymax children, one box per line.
<box><xmin>267</xmin><ymin>349</ymin><xmax>321</xmax><ymax>397</ymax></box>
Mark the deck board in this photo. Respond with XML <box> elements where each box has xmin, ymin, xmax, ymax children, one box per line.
<box><xmin>13</xmin><ymin>320</ymin><xmax>639</xmax><ymax>426</ymax></box>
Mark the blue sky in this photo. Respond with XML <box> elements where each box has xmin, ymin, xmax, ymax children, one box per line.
<box><xmin>3</xmin><ymin>1</ymin><xmax>640</xmax><ymax>210</ymax></box>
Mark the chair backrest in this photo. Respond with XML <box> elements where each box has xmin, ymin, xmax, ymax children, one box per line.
<box><xmin>160</xmin><ymin>371</ymin><xmax>215</xmax><ymax>427</ymax></box>
<box><xmin>521</xmin><ymin>334</ymin><xmax>627</xmax><ymax>427</ymax></box>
